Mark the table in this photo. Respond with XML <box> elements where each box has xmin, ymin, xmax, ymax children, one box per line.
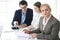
<box><xmin>0</xmin><ymin>28</ymin><xmax>60</xmax><ymax>40</ymax></box>
<box><xmin>0</xmin><ymin>29</ymin><xmax>37</xmax><ymax>40</ymax></box>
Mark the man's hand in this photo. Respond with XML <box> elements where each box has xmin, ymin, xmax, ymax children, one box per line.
<box><xmin>19</xmin><ymin>24</ymin><xmax>26</xmax><ymax>28</ymax></box>
<box><xmin>14</xmin><ymin>21</ymin><xmax>18</xmax><ymax>26</ymax></box>
<box><xmin>30</xmin><ymin>33</ymin><xmax>37</xmax><ymax>38</ymax></box>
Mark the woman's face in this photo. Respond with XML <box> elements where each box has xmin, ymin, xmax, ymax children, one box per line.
<box><xmin>34</xmin><ymin>6</ymin><xmax>40</xmax><ymax>13</ymax></box>
<box><xmin>41</xmin><ymin>6</ymin><xmax>51</xmax><ymax>17</ymax></box>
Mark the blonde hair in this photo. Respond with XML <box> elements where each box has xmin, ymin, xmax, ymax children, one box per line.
<box><xmin>40</xmin><ymin>4</ymin><xmax>51</xmax><ymax>11</ymax></box>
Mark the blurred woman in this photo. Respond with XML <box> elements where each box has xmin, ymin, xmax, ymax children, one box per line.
<box><xmin>26</xmin><ymin>2</ymin><xmax>42</xmax><ymax>30</ymax></box>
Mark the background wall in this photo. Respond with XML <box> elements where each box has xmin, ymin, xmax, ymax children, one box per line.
<box><xmin>0</xmin><ymin>0</ymin><xmax>60</xmax><ymax>31</ymax></box>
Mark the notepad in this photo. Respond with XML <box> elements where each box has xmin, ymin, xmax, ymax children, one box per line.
<box><xmin>15</xmin><ymin>30</ymin><xmax>31</xmax><ymax>39</ymax></box>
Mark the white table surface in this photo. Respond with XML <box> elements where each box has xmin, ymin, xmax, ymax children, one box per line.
<box><xmin>0</xmin><ymin>29</ymin><xmax>37</xmax><ymax>40</ymax></box>
<box><xmin>0</xmin><ymin>28</ymin><xmax>60</xmax><ymax>40</ymax></box>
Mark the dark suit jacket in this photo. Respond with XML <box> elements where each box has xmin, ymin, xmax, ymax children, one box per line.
<box><xmin>12</xmin><ymin>8</ymin><xmax>33</xmax><ymax>26</ymax></box>
<box><xmin>29</xmin><ymin>15</ymin><xmax>60</xmax><ymax>40</ymax></box>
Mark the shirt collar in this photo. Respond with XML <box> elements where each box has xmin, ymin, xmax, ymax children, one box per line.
<box><xmin>43</xmin><ymin>14</ymin><xmax>51</xmax><ymax>24</ymax></box>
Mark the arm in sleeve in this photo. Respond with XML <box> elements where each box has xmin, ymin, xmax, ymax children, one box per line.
<box><xmin>37</xmin><ymin>22</ymin><xmax>59</xmax><ymax>40</ymax></box>
<box><xmin>29</xmin><ymin>27</ymin><xmax>41</xmax><ymax>34</ymax></box>
<box><xmin>12</xmin><ymin>10</ymin><xmax>19</xmax><ymax>26</ymax></box>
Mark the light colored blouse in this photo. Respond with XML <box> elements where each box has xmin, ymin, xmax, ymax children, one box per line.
<box><xmin>43</xmin><ymin>15</ymin><xmax>51</xmax><ymax>30</ymax></box>
<box><xmin>31</xmin><ymin>12</ymin><xmax>43</xmax><ymax>30</ymax></box>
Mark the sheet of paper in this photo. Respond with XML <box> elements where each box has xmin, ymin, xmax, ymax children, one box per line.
<box><xmin>15</xmin><ymin>30</ymin><xmax>30</xmax><ymax>38</ymax></box>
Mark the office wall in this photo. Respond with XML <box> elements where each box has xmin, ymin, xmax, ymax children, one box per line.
<box><xmin>57</xmin><ymin>0</ymin><xmax>60</xmax><ymax>21</ymax></box>
<box><xmin>0</xmin><ymin>1</ymin><xmax>7</xmax><ymax>31</ymax></box>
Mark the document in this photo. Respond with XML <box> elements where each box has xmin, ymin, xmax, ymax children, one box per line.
<box><xmin>15</xmin><ymin>29</ymin><xmax>31</xmax><ymax>39</ymax></box>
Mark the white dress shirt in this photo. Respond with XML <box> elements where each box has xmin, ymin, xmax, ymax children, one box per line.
<box><xmin>31</xmin><ymin>12</ymin><xmax>43</xmax><ymax>29</ymax></box>
<box><xmin>43</xmin><ymin>15</ymin><xmax>51</xmax><ymax>30</ymax></box>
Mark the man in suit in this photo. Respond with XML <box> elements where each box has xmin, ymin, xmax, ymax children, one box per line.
<box><xmin>24</xmin><ymin>4</ymin><xmax>60</xmax><ymax>40</ymax></box>
<box><xmin>12</xmin><ymin>0</ymin><xmax>33</xmax><ymax>28</ymax></box>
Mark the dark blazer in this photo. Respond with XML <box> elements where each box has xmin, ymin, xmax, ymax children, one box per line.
<box><xmin>29</xmin><ymin>15</ymin><xmax>60</xmax><ymax>40</ymax></box>
<box><xmin>12</xmin><ymin>8</ymin><xmax>33</xmax><ymax>26</ymax></box>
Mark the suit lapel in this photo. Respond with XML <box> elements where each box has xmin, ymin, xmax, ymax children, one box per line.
<box><xmin>43</xmin><ymin>15</ymin><xmax>53</xmax><ymax>32</ymax></box>
<box><xmin>39</xmin><ymin>17</ymin><xmax>44</xmax><ymax>32</ymax></box>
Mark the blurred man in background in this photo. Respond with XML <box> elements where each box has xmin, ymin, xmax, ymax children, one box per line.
<box><xmin>12</xmin><ymin>0</ymin><xmax>33</xmax><ymax>28</ymax></box>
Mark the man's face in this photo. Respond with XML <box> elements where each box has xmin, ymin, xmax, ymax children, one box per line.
<box><xmin>20</xmin><ymin>5</ymin><xmax>27</xmax><ymax>13</ymax></box>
